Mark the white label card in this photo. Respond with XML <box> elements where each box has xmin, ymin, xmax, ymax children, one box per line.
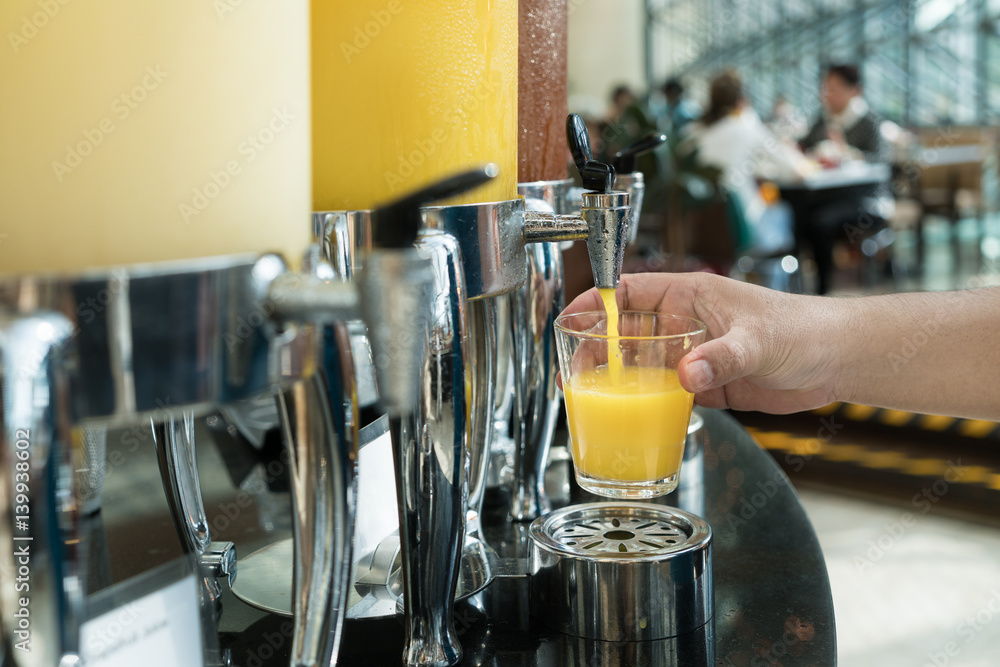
<box><xmin>80</xmin><ymin>574</ymin><xmax>204</xmax><ymax>667</ymax></box>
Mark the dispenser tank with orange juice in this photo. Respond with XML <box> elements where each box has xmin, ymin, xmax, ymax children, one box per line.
<box><xmin>0</xmin><ymin>1</ymin><xmax>312</xmax><ymax>276</ymax></box>
<box><xmin>311</xmin><ymin>0</ymin><xmax>518</xmax><ymax>211</ymax></box>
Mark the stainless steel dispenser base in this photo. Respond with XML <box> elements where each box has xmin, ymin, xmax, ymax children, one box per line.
<box><xmin>528</xmin><ymin>502</ymin><xmax>712</xmax><ymax>641</ymax></box>
<box><xmin>231</xmin><ymin>535</ymin><xmax>495</xmax><ymax>620</ymax></box>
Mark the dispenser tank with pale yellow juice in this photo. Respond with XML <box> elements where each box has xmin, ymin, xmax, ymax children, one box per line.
<box><xmin>312</xmin><ymin>0</ymin><xmax>518</xmax><ymax>210</ymax></box>
<box><xmin>0</xmin><ymin>1</ymin><xmax>312</xmax><ymax>276</ymax></box>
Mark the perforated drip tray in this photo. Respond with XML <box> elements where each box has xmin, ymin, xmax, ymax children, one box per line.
<box><xmin>528</xmin><ymin>502</ymin><xmax>713</xmax><ymax>642</ymax></box>
<box><xmin>547</xmin><ymin>512</ymin><xmax>691</xmax><ymax>555</ymax></box>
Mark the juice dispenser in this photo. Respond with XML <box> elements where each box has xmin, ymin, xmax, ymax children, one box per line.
<box><xmin>0</xmin><ymin>3</ymin><xmax>436</xmax><ymax>665</ymax></box>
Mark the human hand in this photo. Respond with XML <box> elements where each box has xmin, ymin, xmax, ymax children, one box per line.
<box><xmin>560</xmin><ymin>273</ymin><xmax>846</xmax><ymax>414</ymax></box>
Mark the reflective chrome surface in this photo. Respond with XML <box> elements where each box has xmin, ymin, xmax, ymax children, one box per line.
<box><xmin>0</xmin><ymin>253</ymin><xmax>367</xmax><ymax>667</ymax></box>
<box><xmin>0</xmin><ymin>312</ymin><xmax>82</xmax><ymax>667</ymax></box>
<box><xmin>529</xmin><ymin>502</ymin><xmax>713</xmax><ymax>641</ymax></box>
<box><xmin>277</xmin><ymin>358</ymin><xmax>358</xmax><ymax>667</ymax></box>
<box><xmin>465</xmin><ymin>298</ymin><xmax>496</xmax><ymax>539</ymax></box>
<box><xmin>0</xmin><ymin>255</ymin><xmax>300</xmax><ymax>422</ymax></box>
<box><xmin>421</xmin><ymin>199</ymin><xmax>528</xmax><ymax>298</ymax></box>
<box><xmin>516</xmin><ymin>179</ymin><xmax>575</xmax><ymax>215</ymax></box>
<box><xmin>314</xmin><ymin>210</ymin><xmax>373</xmax><ymax>280</ymax></box>
<box><xmin>521</xmin><ymin>190</ymin><xmax>630</xmax><ymax>290</ymax></box>
<box><xmin>392</xmin><ymin>229</ymin><xmax>470</xmax><ymax>666</ymax></box>
<box><xmin>357</xmin><ymin>250</ymin><xmax>435</xmax><ymax>417</ymax></box>
<box><xmin>151</xmin><ymin>411</ymin><xmax>232</xmax><ymax>610</ymax></box>
<box><xmin>614</xmin><ymin>171</ymin><xmax>646</xmax><ymax>244</ymax></box>
<box><xmin>506</xmin><ymin>196</ymin><xmax>565</xmax><ymax>522</ymax></box>
<box><xmin>231</xmin><ymin>532</ymin><xmax>496</xmax><ymax>621</ymax></box>
<box><xmin>580</xmin><ymin>191</ymin><xmax>631</xmax><ymax>289</ymax></box>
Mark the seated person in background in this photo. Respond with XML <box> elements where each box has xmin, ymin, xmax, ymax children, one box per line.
<box><xmin>677</xmin><ymin>71</ymin><xmax>812</xmax><ymax>258</ymax></box>
<box><xmin>798</xmin><ymin>63</ymin><xmax>893</xmax><ymax>294</ymax></box>
<box><xmin>800</xmin><ymin>64</ymin><xmax>887</xmax><ymax>164</ymax></box>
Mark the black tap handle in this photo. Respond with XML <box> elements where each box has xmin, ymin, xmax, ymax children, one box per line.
<box><xmin>613</xmin><ymin>133</ymin><xmax>668</xmax><ymax>173</ymax></box>
<box><xmin>566</xmin><ymin>114</ymin><xmax>615</xmax><ymax>193</ymax></box>
<box><xmin>370</xmin><ymin>164</ymin><xmax>498</xmax><ymax>248</ymax></box>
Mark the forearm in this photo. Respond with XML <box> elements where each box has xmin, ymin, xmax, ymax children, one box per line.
<box><xmin>830</xmin><ymin>288</ymin><xmax>1000</xmax><ymax>419</ymax></box>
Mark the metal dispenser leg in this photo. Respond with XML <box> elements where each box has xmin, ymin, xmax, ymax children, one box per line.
<box><xmin>465</xmin><ymin>297</ymin><xmax>497</xmax><ymax>540</ymax></box>
<box><xmin>391</xmin><ymin>231</ymin><xmax>470</xmax><ymax>667</ymax></box>
<box><xmin>0</xmin><ymin>312</ymin><xmax>83</xmax><ymax>667</ymax></box>
<box><xmin>276</xmin><ymin>367</ymin><xmax>356</xmax><ymax>667</ymax></box>
<box><xmin>151</xmin><ymin>412</ymin><xmax>237</xmax><ymax>611</ymax></box>
<box><xmin>507</xmin><ymin>241</ymin><xmax>565</xmax><ymax>521</ymax></box>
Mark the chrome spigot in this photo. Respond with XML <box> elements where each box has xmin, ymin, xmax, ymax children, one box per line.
<box><xmin>503</xmin><ymin>116</ymin><xmax>634</xmax><ymax>523</ymax></box>
<box><xmin>522</xmin><ymin>114</ymin><xmax>631</xmax><ymax>290</ymax></box>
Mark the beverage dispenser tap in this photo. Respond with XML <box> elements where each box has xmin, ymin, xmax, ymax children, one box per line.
<box><xmin>522</xmin><ymin>114</ymin><xmax>632</xmax><ymax>290</ymax></box>
<box><xmin>502</xmin><ymin>115</ymin><xmax>632</xmax><ymax>522</ymax></box>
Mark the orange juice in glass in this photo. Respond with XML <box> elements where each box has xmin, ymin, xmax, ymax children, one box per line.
<box><xmin>554</xmin><ymin>311</ymin><xmax>707</xmax><ymax>498</ymax></box>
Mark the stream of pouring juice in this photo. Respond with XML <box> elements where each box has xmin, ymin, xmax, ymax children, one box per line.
<box><xmin>564</xmin><ymin>366</ymin><xmax>693</xmax><ymax>481</ymax></box>
<box><xmin>0</xmin><ymin>1</ymin><xmax>312</xmax><ymax>275</ymax></box>
<box><xmin>599</xmin><ymin>287</ymin><xmax>623</xmax><ymax>383</ymax></box>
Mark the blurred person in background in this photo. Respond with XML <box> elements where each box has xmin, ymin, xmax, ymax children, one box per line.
<box><xmin>662</xmin><ymin>77</ymin><xmax>701</xmax><ymax>137</ymax></box>
<box><xmin>800</xmin><ymin>64</ymin><xmax>888</xmax><ymax>164</ymax></box>
<box><xmin>798</xmin><ymin>63</ymin><xmax>893</xmax><ymax>294</ymax></box>
<box><xmin>677</xmin><ymin>71</ymin><xmax>812</xmax><ymax>257</ymax></box>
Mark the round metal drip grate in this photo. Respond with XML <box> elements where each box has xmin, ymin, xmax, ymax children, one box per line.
<box><xmin>530</xmin><ymin>502</ymin><xmax>709</xmax><ymax>561</ymax></box>
<box><xmin>528</xmin><ymin>502</ymin><xmax>713</xmax><ymax>641</ymax></box>
<box><xmin>550</xmin><ymin>514</ymin><xmax>690</xmax><ymax>555</ymax></box>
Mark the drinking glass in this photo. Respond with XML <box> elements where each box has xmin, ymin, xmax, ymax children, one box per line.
<box><xmin>554</xmin><ymin>311</ymin><xmax>707</xmax><ymax>498</ymax></box>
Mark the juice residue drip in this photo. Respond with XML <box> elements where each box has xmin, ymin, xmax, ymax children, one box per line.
<box><xmin>599</xmin><ymin>287</ymin><xmax>623</xmax><ymax>384</ymax></box>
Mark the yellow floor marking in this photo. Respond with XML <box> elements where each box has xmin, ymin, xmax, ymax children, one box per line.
<box><xmin>818</xmin><ymin>444</ymin><xmax>870</xmax><ymax>462</ymax></box>
<box><xmin>856</xmin><ymin>450</ymin><xmax>909</xmax><ymax>469</ymax></box>
<box><xmin>958</xmin><ymin>419</ymin><xmax>998</xmax><ymax>439</ymax></box>
<box><xmin>918</xmin><ymin>414</ymin><xmax>956</xmax><ymax>431</ymax></box>
<box><xmin>843</xmin><ymin>403</ymin><xmax>878</xmax><ymax>421</ymax></box>
<box><xmin>880</xmin><ymin>409</ymin><xmax>914</xmax><ymax>427</ymax></box>
<box><xmin>986</xmin><ymin>474</ymin><xmax>1000</xmax><ymax>491</ymax></box>
<box><xmin>812</xmin><ymin>403</ymin><xmax>841</xmax><ymax>416</ymax></box>
<box><xmin>952</xmin><ymin>465</ymin><xmax>992</xmax><ymax>484</ymax></box>
<box><xmin>898</xmin><ymin>458</ymin><xmax>949</xmax><ymax>477</ymax></box>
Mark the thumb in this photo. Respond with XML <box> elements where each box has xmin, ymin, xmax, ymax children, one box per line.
<box><xmin>678</xmin><ymin>333</ymin><xmax>756</xmax><ymax>393</ymax></box>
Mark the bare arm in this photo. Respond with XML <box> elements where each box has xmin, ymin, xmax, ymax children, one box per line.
<box><xmin>563</xmin><ymin>273</ymin><xmax>1000</xmax><ymax>420</ymax></box>
<box><xmin>833</xmin><ymin>288</ymin><xmax>1000</xmax><ymax>419</ymax></box>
